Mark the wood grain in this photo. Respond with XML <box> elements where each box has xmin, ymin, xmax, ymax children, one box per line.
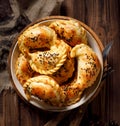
<box><xmin>0</xmin><ymin>0</ymin><xmax>120</xmax><ymax>125</ymax></box>
<box><xmin>62</xmin><ymin>0</ymin><xmax>120</xmax><ymax>123</ymax></box>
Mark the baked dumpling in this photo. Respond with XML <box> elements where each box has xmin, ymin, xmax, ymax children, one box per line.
<box><xmin>23</xmin><ymin>75</ymin><xmax>66</xmax><ymax>106</ymax></box>
<box><xmin>49</xmin><ymin>20</ymin><xmax>87</xmax><ymax>47</ymax></box>
<box><xmin>28</xmin><ymin>39</ymin><xmax>71</xmax><ymax>74</ymax></box>
<box><xmin>15</xmin><ymin>53</ymin><xmax>34</xmax><ymax>85</ymax></box>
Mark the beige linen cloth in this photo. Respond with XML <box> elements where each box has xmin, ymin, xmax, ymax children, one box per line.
<box><xmin>0</xmin><ymin>0</ymin><xmax>64</xmax><ymax>92</ymax></box>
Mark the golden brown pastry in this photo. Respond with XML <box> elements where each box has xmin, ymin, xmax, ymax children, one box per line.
<box><xmin>17</xmin><ymin>24</ymin><xmax>71</xmax><ymax>75</ymax></box>
<box><xmin>63</xmin><ymin>44</ymin><xmax>100</xmax><ymax>105</ymax></box>
<box><xmin>23</xmin><ymin>75</ymin><xmax>66</xmax><ymax>106</ymax></box>
<box><xmin>23</xmin><ymin>43</ymin><xmax>100</xmax><ymax>106</ymax></box>
<box><xmin>50</xmin><ymin>49</ymin><xmax>75</xmax><ymax>84</ymax></box>
<box><xmin>70</xmin><ymin>44</ymin><xmax>100</xmax><ymax>90</ymax></box>
<box><xmin>18</xmin><ymin>25</ymin><xmax>56</xmax><ymax>55</ymax></box>
<box><xmin>28</xmin><ymin>39</ymin><xmax>70</xmax><ymax>74</ymax></box>
<box><xmin>49</xmin><ymin>20</ymin><xmax>87</xmax><ymax>47</ymax></box>
<box><xmin>15</xmin><ymin>53</ymin><xmax>34</xmax><ymax>85</ymax></box>
<box><xmin>15</xmin><ymin>19</ymin><xmax>101</xmax><ymax>107</ymax></box>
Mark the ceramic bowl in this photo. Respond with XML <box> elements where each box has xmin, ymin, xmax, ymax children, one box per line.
<box><xmin>8</xmin><ymin>16</ymin><xmax>104</xmax><ymax>112</ymax></box>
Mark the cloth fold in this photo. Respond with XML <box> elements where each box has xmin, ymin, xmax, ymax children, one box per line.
<box><xmin>0</xmin><ymin>0</ymin><xmax>64</xmax><ymax>92</ymax></box>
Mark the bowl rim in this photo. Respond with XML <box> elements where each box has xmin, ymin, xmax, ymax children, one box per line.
<box><xmin>8</xmin><ymin>16</ymin><xmax>104</xmax><ymax>112</ymax></box>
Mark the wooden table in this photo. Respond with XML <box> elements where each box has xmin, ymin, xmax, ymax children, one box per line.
<box><xmin>0</xmin><ymin>0</ymin><xmax>120</xmax><ymax>126</ymax></box>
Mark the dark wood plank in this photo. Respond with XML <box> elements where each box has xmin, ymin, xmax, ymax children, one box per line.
<box><xmin>84</xmin><ymin>0</ymin><xmax>120</xmax><ymax>122</ymax></box>
<box><xmin>62</xmin><ymin>0</ymin><xmax>120</xmax><ymax>123</ymax></box>
<box><xmin>18</xmin><ymin>95</ymin><xmax>59</xmax><ymax>126</ymax></box>
<box><xmin>2</xmin><ymin>89</ymin><xmax>19</xmax><ymax>126</ymax></box>
<box><xmin>0</xmin><ymin>0</ymin><xmax>120</xmax><ymax>125</ymax></box>
<box><xmin>0</xmin><ymin>94</ymin><xmax>4</xmax><ymax>126</ymax></box>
